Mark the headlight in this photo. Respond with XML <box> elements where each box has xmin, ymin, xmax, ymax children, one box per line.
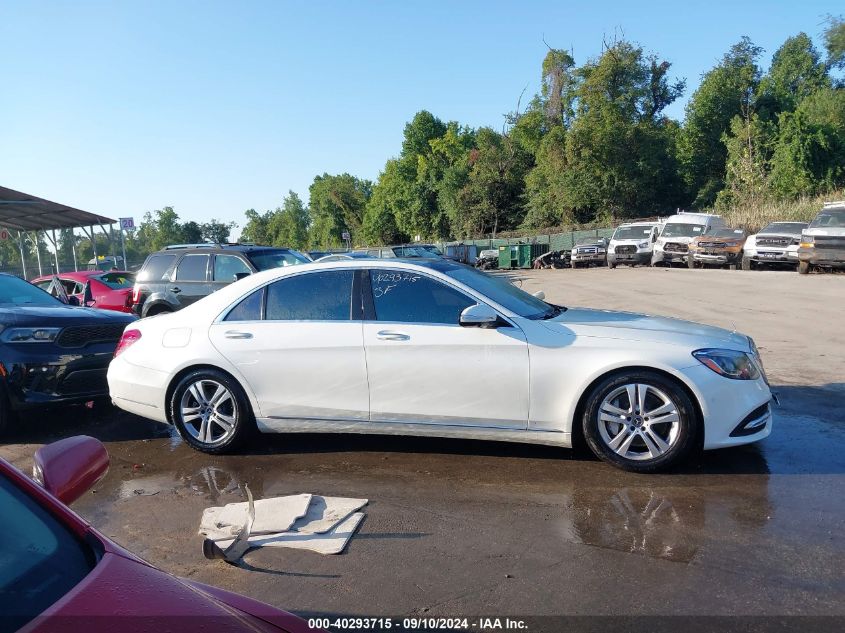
<box><xmin>800</xmin><ymin>235</ymin><xmax>814</xmax><ymax>248</ymax></box>
<box><xmin>597</xmin><ymin>248</ymin><xmax>606</xmax><ymax>253</ymax></box>
<box><xmin>0</xmin><ymin>327</ymin><xmax>61</xmax><ymax>343</ymax></box>
<box><xmin>637</xmin><ymin>241</ymin><xmax>649</xmax><ymax>249</ymax></box>
<box><xmin>693</xmin><ymin>349</ymin><xmax>761</xmax><ymax>380</ymax></box>
<box><xmin>791</xmin><ymin>237</ymin><xmax>800</xmax><ymax>245</ymax></box>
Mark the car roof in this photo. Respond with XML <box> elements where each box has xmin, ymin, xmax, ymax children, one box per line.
<box><xmin>154</xmin><ymin>244</ymin><xmax>296</xmax><ymax>254</ymax></box>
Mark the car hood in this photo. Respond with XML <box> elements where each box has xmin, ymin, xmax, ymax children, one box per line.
<box><xmin>37</xmin><ymin>551</ymin><xmax>308</xmax><ymax>633</ymax></box>
<box><xmin>540</xmin><ymin>307</ymin><xmax>750</xmax><ymax>350</ymax></box>
<box><xmin>753</xmin><ymin>231</ymin><xmax>801</xmax><ymax>238</ymax></box>
<box><xmin>0</xmin><ymin>305</ymin><xmax>136</xmax><ymax>327</ymax></box>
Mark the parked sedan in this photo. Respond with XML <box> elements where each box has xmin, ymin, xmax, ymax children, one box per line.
<box><xmin>0</xmin><ymin>435</ymin><xmax>315</xmax><ymax>633</ymax></box>
<box><xmin>31</xmin><ymin>270</ymin><xmax>136</xmax><ymax>313</ymax></box>
<box><xmin>0</xmin><ymin>274</ymin><xmax>136</xmax><ymax>435</ymax></box>
<box><xmin>108</xmin><ymin>259</ymin><xmax>773</xmax><ymax>473</ymax></box>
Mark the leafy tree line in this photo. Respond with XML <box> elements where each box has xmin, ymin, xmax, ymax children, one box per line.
<box><xmin>244</xmin><ymin>18</ymin><xmax>845</xmax><ymax>249</ymax></box>
<box><xmin>10</xmin><ymin>18</ymin><xmax>841</xmax><ymax>273</ymax></box>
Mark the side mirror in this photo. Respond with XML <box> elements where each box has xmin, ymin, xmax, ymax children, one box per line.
<box><xmin>460</xmin><ymin>304</ymin><xmax>500</xmax><ymax>328</ymax></box>
<box><xmin>33</xmin><ymin>436</ymin><xmax>109</xmax><ymax>505</ymax></box>
<box><xmin>532</xmin><ymin>290</ymin><xmax>545</xmax><ymax>301</ymax></box>
<box><xmin>234</xmin><ymin>272</ymin><xmax>251</xmax><ymax>281</ymax></box>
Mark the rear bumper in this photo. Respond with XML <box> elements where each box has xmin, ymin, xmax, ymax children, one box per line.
<box><xmin>107</xmin><ymin>355</ymin><xmax>170</xmax><ymax>423</ymax></box>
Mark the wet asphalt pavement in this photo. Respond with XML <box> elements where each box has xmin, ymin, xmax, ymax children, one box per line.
<box><xmin>1</xmin><ymin>268</ymin><xmax>844</xmax><ymax>628</ymax></box>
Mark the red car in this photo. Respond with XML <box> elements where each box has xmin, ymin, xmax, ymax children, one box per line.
<box><xmin>30</xmin><ymin>271</ymin><xmax>136</xmax><ymax>314</ymax></box>
<box><xmin>0</xmin><ymin>436</ymin><xmax>318</xmax><ymax>633</ymax></box>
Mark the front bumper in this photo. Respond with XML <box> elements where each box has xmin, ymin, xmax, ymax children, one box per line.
<box><xmin>608</xmin><ymin>251</ymin><xmax>651</xmax><ymax>265</ymax></box>
<box><xmin>651</xmin><ymin>249</ymin><xmax>688</xmax><ymax>264</ymax></box>
<box><xmin>798</xmin><ymin>246</ymin><xmax>845</xmax><ymax>268</ymax></box>
<box><xmin>746</xmin><ymin>248</ymin><xmax>797</xmax><ymax>263</ymax></box>
<box><xmin>1</xmin><ymin>343</ymin><xmax>116</xmax><ymax>410</ymax></box>
<box><xmin>691</xmin><ymin>250</ymin><xmax>742</xmax><ymax>265</ymax></box>
<box><xmin>571</xmin><ymin>253</ymin><xmax>606</xmax><ymax>263</ymax></box>
<box><xmin>677</xmin><ymin>364</ymin><xmax>773</xmax><ymax>450</ymax></box>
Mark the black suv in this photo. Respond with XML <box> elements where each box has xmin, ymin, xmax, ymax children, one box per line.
<box><xmin>131</xmin><ymin>244</ymin><xmax>310</xmax><ymax>317</ymax></box>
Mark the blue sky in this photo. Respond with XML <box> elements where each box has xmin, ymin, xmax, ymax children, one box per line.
<box><xmin>0</xmin><ymin>0</ymin><xmax>840</xmax><ymax>237</ymax></box>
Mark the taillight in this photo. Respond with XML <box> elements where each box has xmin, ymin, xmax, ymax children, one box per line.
<box><xmin>131</xmin><ymin>286</ymin><xmax>141</xmax><ymax>305</ymax></box>
<box><xmin>124</xmin><ymin>291</ymin><xmax>134</xmax><ymax>307</ymax></box>
<box><xmin>114</xmin><ymin>329</ymin><xmax>141</xmax><ymax>358</ymax></box>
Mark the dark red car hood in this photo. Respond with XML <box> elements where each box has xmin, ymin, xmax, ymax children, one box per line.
<box><xmin>21</xmin><ymin>549</ymin><xmax>313</xmax><ymax>633</ymax></box>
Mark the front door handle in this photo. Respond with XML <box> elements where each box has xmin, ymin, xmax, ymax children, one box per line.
<box><xmin>224</xmin><ymin>330</ymin><xmax>253</xmax><ymax>340</ymax></box>
<box><xmin>377</xmin><ymin>330</ymin><xmax>410</xmax><ymax>341</ymax></box>
<box><xmin>170</xmin><ymin>286</ymin><xmax>181</xmax><ymax>294</ymax></box>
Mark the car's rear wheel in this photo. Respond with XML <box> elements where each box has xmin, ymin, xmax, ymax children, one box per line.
<box><xmin>582</xmin><ymin>371</ymin><xmax>699</xmax><ymax>472</ymax></box>
<box><xmin>170</xmin><ymin>369</ymin><xmax>253</xmax><ymax>454</ymax></box>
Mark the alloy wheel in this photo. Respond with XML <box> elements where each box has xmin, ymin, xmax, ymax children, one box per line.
<box><xmin>179</xmin><ymin>379</ymin><xmax>238</xmax><ymax>446</ymax></box>
<box><xmin>597</xmin><ymin>383</ymin><xmax>681</xmax><ymax>461</ymax></box>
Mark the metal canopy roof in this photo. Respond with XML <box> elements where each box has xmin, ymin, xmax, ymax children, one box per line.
<box><xmin>0</xmin><ymin>185</ymin><xmax>115</xmax><ymax>232</ymax></box>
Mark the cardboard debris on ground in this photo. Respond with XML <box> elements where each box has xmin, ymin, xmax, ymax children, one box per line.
<box><xmin>200</xmin><ymin>493</ymin><xmax>368</xmax><ymax>562</ymax></box>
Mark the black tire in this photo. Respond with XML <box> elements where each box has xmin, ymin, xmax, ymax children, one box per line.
<box><xmin>170</xmin><ymin>368</ymin><xmax>254</xmax><ymax>454</ymax></box>
<box><xmin>798</xmin><ymin>261</ymin><xmax>810</xmax><ymax>275</ymax></box>
<box><xmin>741</xmin><ymin>256</ymin><xmax>752</xmax><ymax>271</ymax></box>
<box><xmin>607</xmin><ymin>260</ymin><xmax>616</xmax><ymax>269</ymax></box>
<box><xmin>687</xmin><ymin>255</ymin><xmax>695</xmax><ymax>269</ymax></box>
<box><xmin>581</xmin><ymin>370</ymin><xmax>700</xmax><ymax>473</ymax></box>
<box><xmin>145</xmin><ymin>304</ymin><xmax>174</xmax><ymax>318</ymax></box>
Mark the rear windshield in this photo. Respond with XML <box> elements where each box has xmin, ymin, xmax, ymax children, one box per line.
<box><xmin>137</xmin><ymin>254</ymin><xmax>177</xmax><ymax>282</ymax></box>
<box><xmin>247</xmin><ymin>249</ymin><xmax>310</xmax><ymax>271</ymax></box>
<box><xmin>0</xmin><ymin>474</ymin><xmax>94</xmax><ymax>631</ymax></box>
<box><xmin>96</xmin><ymin>272</ymin><xmax>135</xmax><ymax>289</ymax></box>
<box><xmin>0</xmin><ymin>275</ymin><xmax>60</xmax><ymax>307</ymax></box>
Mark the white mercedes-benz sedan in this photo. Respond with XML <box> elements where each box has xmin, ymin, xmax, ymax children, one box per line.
<box><xmin>107</xmin><ymin>259</ymin><xmax>772</xmax><ymax>472</ymax></box>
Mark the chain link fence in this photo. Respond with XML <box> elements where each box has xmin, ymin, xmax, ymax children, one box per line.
<box><xmin>437</xmin><ymin>227</ymin><xmax>616</xmax><ymax>253</ymax></box>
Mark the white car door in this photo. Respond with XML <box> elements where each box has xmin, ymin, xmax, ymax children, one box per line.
<box><xmin>362</xmin><ymin>269</ymin><xmax>529</xmax><ymax>429</ymax></box>
<box><xmin>208</xmin><ymin>269</ymin><xmax>369</xmax><ymax>421</ymax></box>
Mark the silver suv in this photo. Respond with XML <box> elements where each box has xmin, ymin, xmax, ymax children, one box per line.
<box><xmin>798</xmin><ymin>202</ymin><xmax>845</xmax><ymax>274</ymax></box>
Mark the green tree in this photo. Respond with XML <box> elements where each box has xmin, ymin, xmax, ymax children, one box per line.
<box><xmin>824</xmin><ymin>15</ymin><xmax>845</xmax><ymax>71</ymax></box>
<box><xmin>200</xmin><ymin>219</ymin><xmax>236</xmax><ymax>243</ymax></box>
<box><xmin>308</xmin><ymin>174</ymin><xmax>371</xmax><ymax>247</ymax></box>
<box><xmin>757</xmin><ymin>33</ymin><xmax>829</xmax><ymax>118</ymax></box>
<box><xmin>268</xmin><ymin>191</ymin><xmax>309</xmax><ymax>249</ymax></box>
<box><xmin>678</xmin><ymin>37</ymin><xmax>763</xmax><ymax>206</ymax></box>
<box><xmin>240</xmin><ymin>209</ymin><xmax>272</xmax><ymax>245</ymax></box>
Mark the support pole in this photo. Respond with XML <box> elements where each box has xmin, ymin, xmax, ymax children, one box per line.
<box><xmin>72</xmin><ymin>229</ymin><xmax>78</xmax><ymax>271</ymax></box>
<box><xmin>17</xmin><ymin>231</ymin><xmax>27</xmax><ymax>279</ymax></box>
<box><xmin>119</xmin><ymin>225</ymin><xmax>127</xmax><ymax>270</ymax></box>
<box><xmin>44</xmin><ymin>228</ymin><xmax>60</xmax><ymax>273</ymax></box>
<box><xmin>90</xmin><ymin>225</ymin><xmax>97</xmax><ymax>268</ymax></box>
<box><xmin>33</xmin><ymin>231</ymin><xmax>43</xmax><ymax>276</ymax></box>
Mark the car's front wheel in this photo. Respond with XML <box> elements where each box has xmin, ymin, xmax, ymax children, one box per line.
<box><xmin>582</xmin><ymin>371</ymin><xmax>700</xmax><ymax>472</ymax></box>
<box><xmin>170</xmin><ymin>369</ymin><xmax>253</xmax><ymax>454</ymax></box>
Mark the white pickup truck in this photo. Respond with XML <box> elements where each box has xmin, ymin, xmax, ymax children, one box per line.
<box><xmin>798</xmin><ymin>201</ymin><xmax>845</xmax><ymax>274</ymax></box>
<box><xmin>742</xmin><ymin>221</ymin><xmax>807</xmax><ymax>270</ymax></box>
<box><xmin>652</xmin><ymin>212</ymin><xmax>725</xmax><ymax>267</ymax></box>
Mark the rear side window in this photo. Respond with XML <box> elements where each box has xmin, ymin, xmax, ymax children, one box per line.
<box><xmin>369</xmin><ymin>270</ymin><xmax>473</xmax><ymax>325</ymax></box>
<box><xmin>265</xmin><ymin>271</ymin><xmax>354</xmax><ymax>321</ymax></box>
<box><xmin>175</xmin><ymin>254</ymin><xmax>210</xmax><ymax>282</ymax></box>
<box><xmin>214</xmin><ymin>254</ymin><xmax>252</xmax><ymax>282</ymax></box>
<box><xmin>225</xmin><ymin>289</ymin><xmax>264</xmax><ymax>321</ymax></box>
<box><xmin>137</xmin><ymin>254</ymin><xmax>176</xmax><ymax>282</ymax></box>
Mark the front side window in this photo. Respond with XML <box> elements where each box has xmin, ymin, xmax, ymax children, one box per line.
<box><xmin>0</xmin><ymin>475</ymin><xmax>94</xmax><ymax>631</ymax></box>
<box><xmin>265</xmin><ymin>270</ymin><xmax>354</xmax><ymax>321</ymax></box>
<box><xmin>175</xmin><ymin>254</ymin><xmax>210</xmax><ymax>282</ymax></box>
<box><xmin>369</xmin><ymin>270</ymin><xmax>474</xmax><ymax>325</ymax></box>
<box><xmin>214</xmin><ymin>254</ymin><xmax>252</xmax><ymax>282</ymax></box>
<box><xmin>137</xmin><ymin>254</ymin><xmax>177</xmax><ymax>282</ymax></box>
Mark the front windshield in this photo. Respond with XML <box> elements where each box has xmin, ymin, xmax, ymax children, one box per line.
<box><xmin>0</xmin><ymin>474</ymin><xmax>94</xmax><ymax>631</ymax></box>
<box><xmin>662</xmin><ymin>223</ymin><xmax>705</xmax><ymax>238</ymax></box>
<box><xmin>248</xmin><ymin>249</ymin><xmax>310</xmax><ymax>271</ymax></box>
<box><xmin>761</xmin><ymin>222</ymin><xmax>807</xmax><ymax>234</ymax></box>
<box><xmin>613</xmin><ymin>226</ymin><xmax>653</xmax><ymax>240</ymax></box>
<box><xmin>0</xmin><ymin>275</ymin><xmax>61</xmax><ymax>307</ymax></box>
<box><xmin>443</xmin><ymin>266</ymin><xmax>554</xmax><ymax>319</ymax></box>
<box><xmin>809</xmin><ymin>209</ymin><xmax>845</xmax><ymax>229</ymax></box>
<box><xmin>709</xmin><ymin>228</ymin><xmax>745</xmax><ymax>238</ymax></box>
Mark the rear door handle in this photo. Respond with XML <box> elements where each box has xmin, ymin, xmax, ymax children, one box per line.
<box><xmin>377</xmin><ymin>330</ymin><xmax>410</xmax><ymax>341</ymax></box>
<box><xmin>224</xmin><ymin>330</ymin><xmax>253</xmax><ymax>340</ymax></box>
